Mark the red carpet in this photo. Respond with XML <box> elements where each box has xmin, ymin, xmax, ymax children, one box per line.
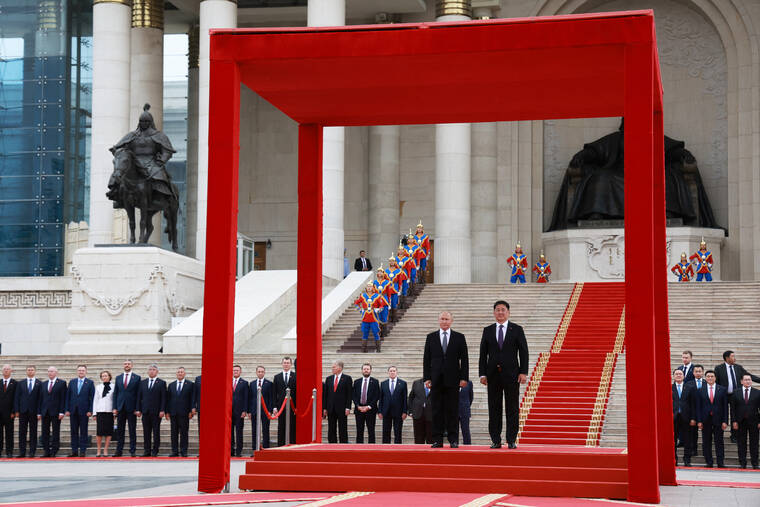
<box><xmin>305</xmin><ymin>492</ymin><xmax>511</xmax><ymax>506</ymax></box>
<box><xmin>238</xmin><ymin>444</ymin><xmax>628</xmax><ymax>499</ymax></box>
<box><xmin>519</xmin><ymin>282</ymin><xmax>625</xmax><ymax>446</ymax></box>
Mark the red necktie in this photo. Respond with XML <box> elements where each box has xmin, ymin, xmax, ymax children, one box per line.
<box><xmin>745</xmin><ymin>389</ymin><xmax>749</xmax><ymax>404</ymax></box>
<box><xmin>48</xmin><ymin>381</ymin><xmax>52</xmax><ymax>393</ymax></box>
<box><xmin>233</xmin><ymin>379</ymin><xmax>238</xmax><ymax>391</ymax></box>
<box><xmin>709</xmin><ymin>386</ymin><xmax>714</xmax><ymax>403</ymax></box>
<box><xmin>124</xmin><ymin>375</ymin><xmax>128</xmax><ymax>389</ymax></box>
<box><xmin>333</xmin><ymin>376</ymin><xmax>338</xmax><ymax>392</ymax></box>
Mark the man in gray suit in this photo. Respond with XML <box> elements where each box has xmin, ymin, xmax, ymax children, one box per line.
<box><xmin>408</xmin><ymin>378</ymin><xmax>433</xmax><ymax>444</ymax></box>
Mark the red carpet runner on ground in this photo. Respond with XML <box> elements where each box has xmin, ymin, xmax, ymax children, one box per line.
<box><xmin>519</xmin><ymin>282</ymin><xmax>626</xmax><ymax>446</ymax></box>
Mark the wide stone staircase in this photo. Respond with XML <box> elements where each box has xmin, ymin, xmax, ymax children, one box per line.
<box><xmin>600</xmin><ymin>281</ymin><xmax>760</xmax><ymax>466</ymax></box>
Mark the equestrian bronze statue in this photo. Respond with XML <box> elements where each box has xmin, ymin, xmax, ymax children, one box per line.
<box><xmin>106</xmin><ymin>104</ymin><xmax>180</xmax><ymax>250</ymax></box>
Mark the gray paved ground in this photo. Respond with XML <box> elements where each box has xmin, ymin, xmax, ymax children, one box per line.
<box><xmin>0</xmin><ymin>459</ymin><xmax>758</xmax><ymax>505</ymax></box>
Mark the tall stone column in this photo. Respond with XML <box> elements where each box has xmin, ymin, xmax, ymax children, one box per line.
<box><xmin>368</xmin><ymin>126</ymin><xmax>400</xmax><ymax>269</ymax></box>
<box><xmin>435</xmin><ymin>0</ymin><xmax>472</xmax><ymax>283</ymax></box>
<box><xmin>88</xmin><ymin>0</ymin><xmax>132</xmax><ymax>246</ymax></box>
<box><xmin>308</xmin><ymin>0</ymin><xmax>346</xmax><ymax>282</ymax></box>
<box><xmin>185</xmin><ymin>25</ymin><xmax>200</xmax><ymax>258</ymax></box>
<box><xmin>471</xmin><ymin>4</ymin><xmax>497</xmax><ymax>282</ymax></box>
<box><xmin>131</xmin><ymin>0</ymin><xmax>164</xmax><ymax>245</ymax></box>
<box><xmin>196</xmin><ymin>0</ymin><xmax>237</xmax><ymax>261</ymax></box>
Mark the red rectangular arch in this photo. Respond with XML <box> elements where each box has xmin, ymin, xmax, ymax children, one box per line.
<box><xmin>199</xmin><ymin>11</ymin><xmax>670</xmax><ymax>503</ymax></box>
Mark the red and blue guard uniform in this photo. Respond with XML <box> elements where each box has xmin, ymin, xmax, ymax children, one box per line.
<box><xmin>385</xmin><ymin>266</ymin><xmax>406</xmax><ymax>307</ymax></box>
<box><xmin>404</xmin><ymin>244</ymin><xmax>420</xmax><ymax>283</ymax></box>
<box><xmin>508</xmin><ymin>253</ymin><xmax>528</xmax><ymax>284</ymax></box>
<box><xmin>372</xmin><ymin>279</ymin><xmax>393</xmax><ymax>322</ymax></box>
<box><xmin>395</xmin><ymin>253</ymin><xmax>412</xmax><ymax>295</ymax></box>
<box><xmin>354</xmin><ymin>292</ymin><xmax>388</xmax><ymax>342</ymax></box>
<box><xmin>533</xmin><ymin>261</ymin><xmax>551</xmax><ymax>283</ymax></box>
<box><xmin>414</xmin><ymin>232</ymin><xmax>430</xmax><ymax>272</ymax></box>
<box><xmin>689</xmin><ymin>249</ymin><xmax>713</xmax><ymax>282</ymax></box>
<box><xmin>671</xmin><ymin>261</ymin><xmax>694</xmax><ymax>282</ymax></box>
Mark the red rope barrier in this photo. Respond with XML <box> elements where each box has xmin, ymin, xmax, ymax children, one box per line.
<box><xmin>291</xmin><ymin>395</ymin><xmax>314</xmax><ymax>419</ymax></box>
<box><xmin>260</xmin><ymin>396</ymin><xmax>288</xmax><ymax>420</ymax></box>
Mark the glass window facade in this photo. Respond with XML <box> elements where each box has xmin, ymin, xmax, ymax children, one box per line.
<box><xmin>0</xmin><ymin>0</ymin><xmax>92</xmax><ymax>276</ymax></box>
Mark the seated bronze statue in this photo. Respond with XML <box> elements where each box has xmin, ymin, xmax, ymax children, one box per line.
<box><xmin>548</xmin><ymin>120</ymin><xmax>719</xmax><ymax>231</ymax></box>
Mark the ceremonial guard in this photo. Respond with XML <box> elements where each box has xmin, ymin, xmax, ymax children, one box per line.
<box><xmin>532</xmin><ymin>253</ymin><xmax>551</xmax><ymax>283</ymax></box>
<box><xmin>507</xmin><ymin>243</ymin><xmax>529</xmax><ymax>284</ymax></box>
<box><xmin>354</xmin><ymin>283</ymin><xmax>388</xmax><ymax>353</ymax></box>
<box><xmin>689</xmin><ymin>239</ymin><xmax>714</xmax><ymax>282</ymax></box>
<box><xmin>395</xmin><ymin>245</ymin><xmax>413</xmax><ymax>300</ymax></box>
<box><xmin>372</xmin><ymin>266</ymin><xmax>394</xmax><ymax>335</ymax></box>
<box><xmin>404</xmin><ymin>233</ymin><xmax>421</xmax><ymax>293</ymax></box>
<box><xmin>413</xmin><ymin>221</ymin><xmax>431</xmax><ymax>284</ymax></box>
<box><xmin>671</xmin><ymin>253</ymin><xmax>695</xmax><ymax>282</ymax></box>
<box><xmin>385</xmin><ymin>255</ymin><xmax>406</xmax><ymax>321</ymax></box>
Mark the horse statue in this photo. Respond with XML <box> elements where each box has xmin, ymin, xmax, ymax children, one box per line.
<box><xmin>106</xmin><ymin>104</ymin><xmax>180</xmax><ymax>250</ymax></box>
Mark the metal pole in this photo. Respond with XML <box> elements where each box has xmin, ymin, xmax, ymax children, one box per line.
<box><xmin>311</xmin><ymin>388</ymin><xmax>317</xmax><ymax>442</ymax></box>
<box><xmin>285</xmin><ymin>387</ymin><xmax>291</xmax><ymax>445</ymax></box>
<box><xmin>255</xmin><ymin>386</ymin><xmax>262</xmax><ymax>451</ymax></box>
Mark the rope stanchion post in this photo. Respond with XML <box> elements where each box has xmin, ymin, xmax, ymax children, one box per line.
<box><xmin>285</xmin><ymin>387</ymin><xmax>291</xmax><ymax>446</ymax></box>
<box><xmin>255</xmin><ymin>386</ymin><xmax>262</xmax><ymax>452</ymax></box>
<box><xmin>311</xmin><ymin>388</ymin><xmax>317</xmax><ymax>442</ymax></box>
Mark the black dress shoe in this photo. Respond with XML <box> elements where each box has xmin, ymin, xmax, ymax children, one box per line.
<box><xmin>717</xmin><ymin>464</ymin><xmax>725</xmax><ymax>468</ymax></box>
<box><xmin>705</xmin><ymin>463</ymin><xmax>713</xmax><ymax>468</ymax></box>
<box><xmin>180</xmin><ymin>453</ymin><xmax>188</xmax><ymax>457</ymax></box>
<box><xmin>740</xmin><ymin>464</ymin><xmax>747</xmax><ymax>469</ymax></box>
<box><xmin>16</xmin><ymin>454</ymin><xmax>25</xmax><ymax>458</ymax></box>
<box><xmin>753</xmin><ymin>464</ymin><xmax>759</xmax><ymax>470</ymax></box>
<box><xmin>68</xmin><ymin>452</ymin><xmax>78</xmax><ymax>458</ymax></box>
<box><xmin>113</xmin><ymin>452</ymin><xmax>122</xmax><ymax>457</ymax></box>
<box><xmin>430</xmin><ymin>442</ymin><xmax>443</xmax><ymax>448</ymax></box>
<box><xmin>450</xmin><ymin>443</ymin><xmax>459</xmax><ymax>448</ymax></box>
<box><xmin>5</xmin><ymin>454</ymin><xmax>12</xmax><ymax>459</ymax></box>
<box><xmin>43</xmin><ymin>452</ymin><xmax>51</xmax><ymax>458</ymax></box>
<box><xmin>490</xmin><ymin>442</ymin><xmax>502</xmax><ymax>449</ymax></box>
<box><xmin>151</xmin><ymin>452</ymin><xmax>158</xmax><ymax>457</ymax></box>
<box><xmin>141</xmin><ymin>452</ymin><xmax>151</xmax><ymax>457</ymax></box>
<box><xmin>507</xmin><ymin>443</ymin><xmax>517</xmax><ymax>449</ymax></box>
<box><xmin>684</xmin><ymin>462</ymin><xmax>691</xmax><ymax>467</ymax></box>
<box><xmin>168</xmin><ymin>453</ymin><xmax>179</xmax><ymax>457</ymax></box>
<box><xmin>130</xmin><ymin>452</ymin><xmax>136</xmax><ymax>458</ymax></box>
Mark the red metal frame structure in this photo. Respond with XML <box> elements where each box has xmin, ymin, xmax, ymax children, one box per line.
<box><xmin>197</xmin><ymin>11</ymin><xmax>673</xmax><ymax>503</ymax></box>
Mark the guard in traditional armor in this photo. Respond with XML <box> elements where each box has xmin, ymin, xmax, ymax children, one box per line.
<box><xmin>689</xmin><ymin>239</ymin><xmax>713</xmax><ymax>282</ymax></box>
<box><xmin>385</xmin><ymin>255</ymin><xmax>406</xmax><ymax>320</ymax></box>
<box><xmin>532</xmin><ymin>252</ymin><xmax>551</xmax><ymax>283</ymax></box>
<box><xmin>507</xmin><ymin>243</ymin><xmax>529</xmax><ymax>284</ymax></box>
<box><xmin>354</xmin><ymin>283</ymin><xmax>388</xmax><ymax>353</ymax></box>
<box><xmin>373</xmin><ymin>266</ymin><xmax>393</xmax><ymax>335</ymax></box>
<box><xmin>404</xmin><ymin>233</ymin><xmax>420</xmax><ymax>293</ymax></box>
<box><xmin>671</xmin><ymin>253</ymin><xmax>695</xmax><ymax>282</ymax></box>
<box><xmin>395</xmin><ymin>245</ymin><xmax>413</xmax><ymax>299</ymax></box>
<box><xmin>414</xmin><ymin>221</ymin><xmax>431</xmax><ymax>283</ymax></box>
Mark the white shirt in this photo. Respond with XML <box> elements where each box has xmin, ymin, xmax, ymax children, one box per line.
<box><xmin>282</xmin><ymin>371</ymin><xmax>291</xmax><ymax>384</ymax></box>
<box><xmin>2</xmin><ymin>378</ymin><xmax>9</xmax><ymax>389</ymax></box>
<box><xmin>255</xmin><ymin>378</ymin><xmax>263</xmax><ymax>389</ymax></box>
<box><xmin>388</xmin><ymin>378</ymin><xmax>396</xmax><ymax>393</ymax></box>
<box><xmin>725</xmin><ymin>362</ymin><xmax>736</xmax><ymax>393</ymax></box>
<box><xmin>92</xmin><ymin>383</ymin><xmax>114</xmax><ymax>413</ymax></box>
<box><xmin>439</xmin><ymin>329</ymin><xmax>450</xmax><ymax>348</ymax></box>
<box><xmin>176</xmin><ymin>380</ymin><xmax>184</xmax><ymax>392</ymax></box>
<box><xmin>123</xmin><ymin>372</ymin><xmax>131</xmax><ymax>385</ymax></box>
<box><xmin>682</xmin><ymin>363</ymin><xmax>691</xmax><ymax>375</ymax></box>
<box><xmin>495</xmin><ymin>321</ymin><xmax>509</xmax><ymax>339</ymax></box>
<box><xmin>333</xmin><ymin>373</ymin><xmax>342</xmax><ymax>385</ymax></box>
<box><xmin>27</xmin><ymin>378</ymin><xmax>35</xmax><ymax>390</ymax></box>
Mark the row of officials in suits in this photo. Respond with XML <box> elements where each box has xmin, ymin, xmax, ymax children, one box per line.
<box><xmin>673</xmin><ymin>349</ymin><xmax>760</xmax><ymax>469</ymax></box>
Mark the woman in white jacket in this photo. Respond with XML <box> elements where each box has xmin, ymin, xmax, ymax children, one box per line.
<box><xmin>92</xmin><ymin>371</ymin><xmax>115</xmax><ymax>457</ymax></box>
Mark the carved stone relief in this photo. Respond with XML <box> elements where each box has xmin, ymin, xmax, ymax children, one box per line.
<box><xmin>586</xmin><ymin>235</ymin><xmax>672</xmax><ymax>279</ymax></box>
<box><xmin>0</xmin><ymin>291</ymin><xmax>72</xmax><ymax>309</ymax></box>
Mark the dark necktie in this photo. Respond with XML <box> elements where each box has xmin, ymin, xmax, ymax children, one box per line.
<box><xmin>498</xmin><ymin>325</ymin><xmax>504</xmax><ymax>349</ymax></box>
<box><xmin>177</xmin><ymin>382</ymin><xmax>181</xmax><ymax>394</ymax></box>
<box><xmin>390</xmin><ymin>380</ymin><xmax>395</xmax><ymax>395</ymax></box>
<box><xmin>3</xmin><ymin>380</ymin><xmax>6</xmax><ymax>392</ymax></box>
<box><xmin>442</xmin><ymin>331</ymin><xmax>448</xmax><ymax>355</ymax></box>
<box><xmin>730</xmin><ymin>365</ymin><xmax>737</xmax><ymax>392</ymax></box>
<box><xmin>258</xmin><ymin>379</ymin><xmax>262</xmax><ymax>390</ymax></box>
<box><xmin>149</xmin><ymin>379</ymin><xmax>154</xmax><ymax>390</ymax></box>
<box><xmin>48</xmin><ymin>381</ymin><xmax>52</xmax><ymax>393</ymax></box>
<box><xmin>745</xmin><ymin>388</ymin><xmax>749</xmax><ymax>404</ymax></box>
<box><xmin>361</xmin><ymin>379</ymin><xmax>367</xmax><ymax>405</ymax></box>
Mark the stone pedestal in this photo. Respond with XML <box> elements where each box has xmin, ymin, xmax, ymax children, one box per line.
<box><xmin>64</xmin><ymin>247</ymin><xmax>204</xmax><ymax>354</ymax></box>
<box><xmin>542</xmin><ymin>227</ymin><xmax>725</xmax><ymax>283</ymax></box>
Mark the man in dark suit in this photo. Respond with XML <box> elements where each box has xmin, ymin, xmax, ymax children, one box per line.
<box><xmin>731</xmin><ymin>373</ymin><xmax>760</xmax><ymax>469</ymax></box>
<box><xmin>0</xmin><ymin>365</ymin><xmax>17</xmax><ymax>458</ymax></box>
<box><xmin>135</xmin><ymin>364</ymin><xmax>166</xmax><ymax>456</ymax></box>
<box><xmin>354</xmin><ymin>250</ymin><xmax>372</xmax><ymax>272</ymax></box>
<box><xmin>715</xmin><ymin>350</ymin><xmax>760</xmax><ymax>443</ymax></box>
<box><xmin>14</xmin><ymin>365</ymin><xmax>40</xmax><ymax>457</ymax></box>
<box><xmin>248</xmin><ymin>366</ymin><xmax>273</xmax><ymax>452</ymax></box>
<box><xmin>695</xmin><ymin>370</ymin><xmax>728</xmax><ymax>468</ymax></box>
<box><xmin>64</xmin><ymin>365</ymin><xmax>95</xmax><ymax>457</ymax></box>
<box><xmin>478</xmin><ymin>300</ymin><xmax>528</xmax><ymax>449</ymax></box>
<box><xmin>166</xmin><ymin>366</ymin><xmax>194</xmax><ymax>457</ymax></box>
<box><xmin>408</xmin><ymin>378</ymin><xmax>432</xmax><ymax>444</ymax></box>
<box><xmin>352</xmin><ymin>363</ymin><xmax>379</xmax><ymax>443</ymax></box>
<box><xmin>423</xmin><ymin>311</ymin><xmax>469</xmax><ymax>448</ymax></box>
<box><xmin>323</xmin><ymin>361</ymin><xmax>352</xmax><ymax>443</ymax></box>
<box><xmin>273</xmin><ymin>357</ymin><xmax>296</xmax><ymax>446</ymax></box>
<box><xmin>679</xmin><ymin>351</ymin><xmax>695</xmax><ymax>383</ymax></box>
<box><xmin>685</xmin><ymin>364</ymin><xmax>705</xmax><ymax>454</ymax></box>
<box><xmin>38</xmin><ymin>366</ymin><xmax>67</xmax><ymax>457</ymax></box>
<box><xmin>672</xmin><ymin>369</ymin><xmax>695</xmax><ymax>466</ymax></box>
<box><xmin>458</xmin><ymin>379</ymin><xmax>474</xmax><ymax>445</ymax></box>
<box><xmin>379</xmin><ymin>366</ymin><xmax>407</xmax><ymax>444</ymax></box>
<box><xmin>230</xmin><ymin>365</ymin><xmax>249</xmax><ymax>456</ymax></box>
<box><xmin>113</xmin><ymin>359</ymin><xmax>141</xmax><ymax>457</ymax></box>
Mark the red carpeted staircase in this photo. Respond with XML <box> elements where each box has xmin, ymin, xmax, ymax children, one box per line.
<box><xmin>239</xmin><ymin>444</ymin><xmax>628</xmax><ymax>498</ymax></box>
<box><xmin>518</xmin><ymin>282</ymin><xmax>626</xmax><ymax>446</ymax></box>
